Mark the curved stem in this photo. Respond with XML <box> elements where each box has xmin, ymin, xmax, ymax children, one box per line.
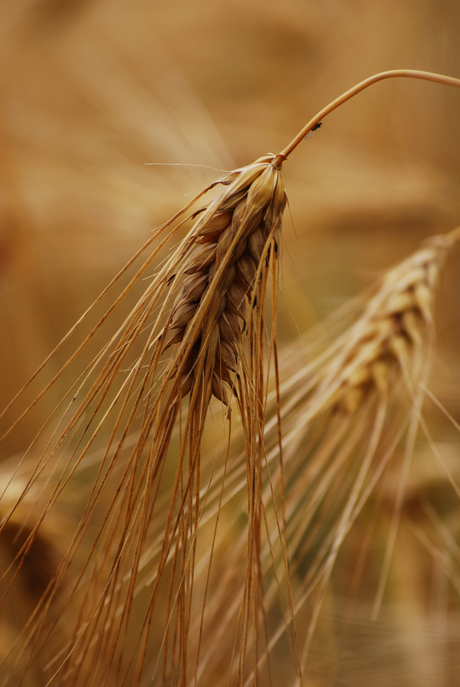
<box><xmin>274</xmin><ymin>69</ymin><xmax>460</xmax><ymax>166</ymax></box>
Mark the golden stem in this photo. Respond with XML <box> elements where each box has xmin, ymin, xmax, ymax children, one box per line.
<box><xmin>274</xmin><ymin>69</ymin><xmax>460</xmax><ymax>165</ymax></box>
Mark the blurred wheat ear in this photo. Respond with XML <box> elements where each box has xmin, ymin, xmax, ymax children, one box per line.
<box><xmin>272</xmin><ymin>231</ymin><xmax>460</xmax><ymax>682</ymax></box>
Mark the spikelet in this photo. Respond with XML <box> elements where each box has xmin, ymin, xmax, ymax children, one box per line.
<box><xmin>186</xmin><ymin>233</ymin><xmax>455</xmax><ymax>685</ymax></box>
<box><xmin>0</xmin><ymin>154</ymin><xmax>285</xmax><ymax>687</ymax></box>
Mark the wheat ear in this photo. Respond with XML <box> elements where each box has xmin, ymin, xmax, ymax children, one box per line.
<box><xmin>0</xmin><ymin>154</ymin><xmax>286</xmax><ymax>687</ymax></box>
<box><xmin>1</xmin><ymin>70</ymin><xmax>460</xmax><ymax>687</ymax></box>
<box><xmin>159</xmin><ymin>153</ymin><xmax>285</xmax><ymax>406</ymax></box>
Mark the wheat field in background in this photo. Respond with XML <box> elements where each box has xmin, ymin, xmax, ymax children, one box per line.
<box><xmin>1</xmin><ymin>1</ymin><xmax>460</xmax><ymax>685</ymax></box>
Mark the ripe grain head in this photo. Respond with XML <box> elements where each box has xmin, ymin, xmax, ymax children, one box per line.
<box><xmin>159</xmin><ymin>153</ymin><xmax>286</xmax><ymax>409</ymax></box>
<box><xmin>3</xmin><ymin>67</ymin><xmax>460</xmax><ymax>686</ymax></box>
<box><xmin>0</xmin><ymin>153</ymin><xmax>287</xmax><ymax>687</ymax></box>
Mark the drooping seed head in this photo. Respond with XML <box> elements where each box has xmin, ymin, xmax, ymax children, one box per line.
<box><xmin>161</xmin><ymin>154</ymin><xmax>286</xmax><ymax>405</ymax></box>
<box><xmin>330</xmin><ymin>235</ymin><xmax>450</xmax><ymax>413</ymax></box>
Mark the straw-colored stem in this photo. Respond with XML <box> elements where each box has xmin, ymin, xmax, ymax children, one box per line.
<box><xmin>274</xmin><ymin>69</ymin><xmax>460</xmax><ymax>165</ymax></box>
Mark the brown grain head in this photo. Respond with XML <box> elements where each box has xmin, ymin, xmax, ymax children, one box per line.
<box><xmin>162</xmin><ymin>154</ymin><xmax>286</xmax><ymax>407</ymax></box>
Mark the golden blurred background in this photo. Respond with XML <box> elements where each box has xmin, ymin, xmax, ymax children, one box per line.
<box><xmin>1</xmin><ymin>0</ymin><xmax>460</xmax><ymax>684</ymax></box>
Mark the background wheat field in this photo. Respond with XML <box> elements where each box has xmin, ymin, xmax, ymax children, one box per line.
<box><xmin>1</xmin><ymin>1</ymin><xmax>460</xmax><ymax>685</ymax></box>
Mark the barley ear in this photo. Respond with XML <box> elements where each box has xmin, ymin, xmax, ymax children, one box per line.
<box><xmin>3</xmin><ymin>66</ymin><xmax>460</xmax><ymax>687</ymax></box>
<box><xmin>258</xmin><ymin>233</ymin><xmax>456</xmax><ymax>682</ymax></box>
<box><xmin>161</xmin><ymin>154</ymin><xmax>285</xmax><ymax>409</ymax></box>
<box><xmin>0</xmin><ymin>153</ymin><xmax>286</xmax><ymax>686</ymax></box>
